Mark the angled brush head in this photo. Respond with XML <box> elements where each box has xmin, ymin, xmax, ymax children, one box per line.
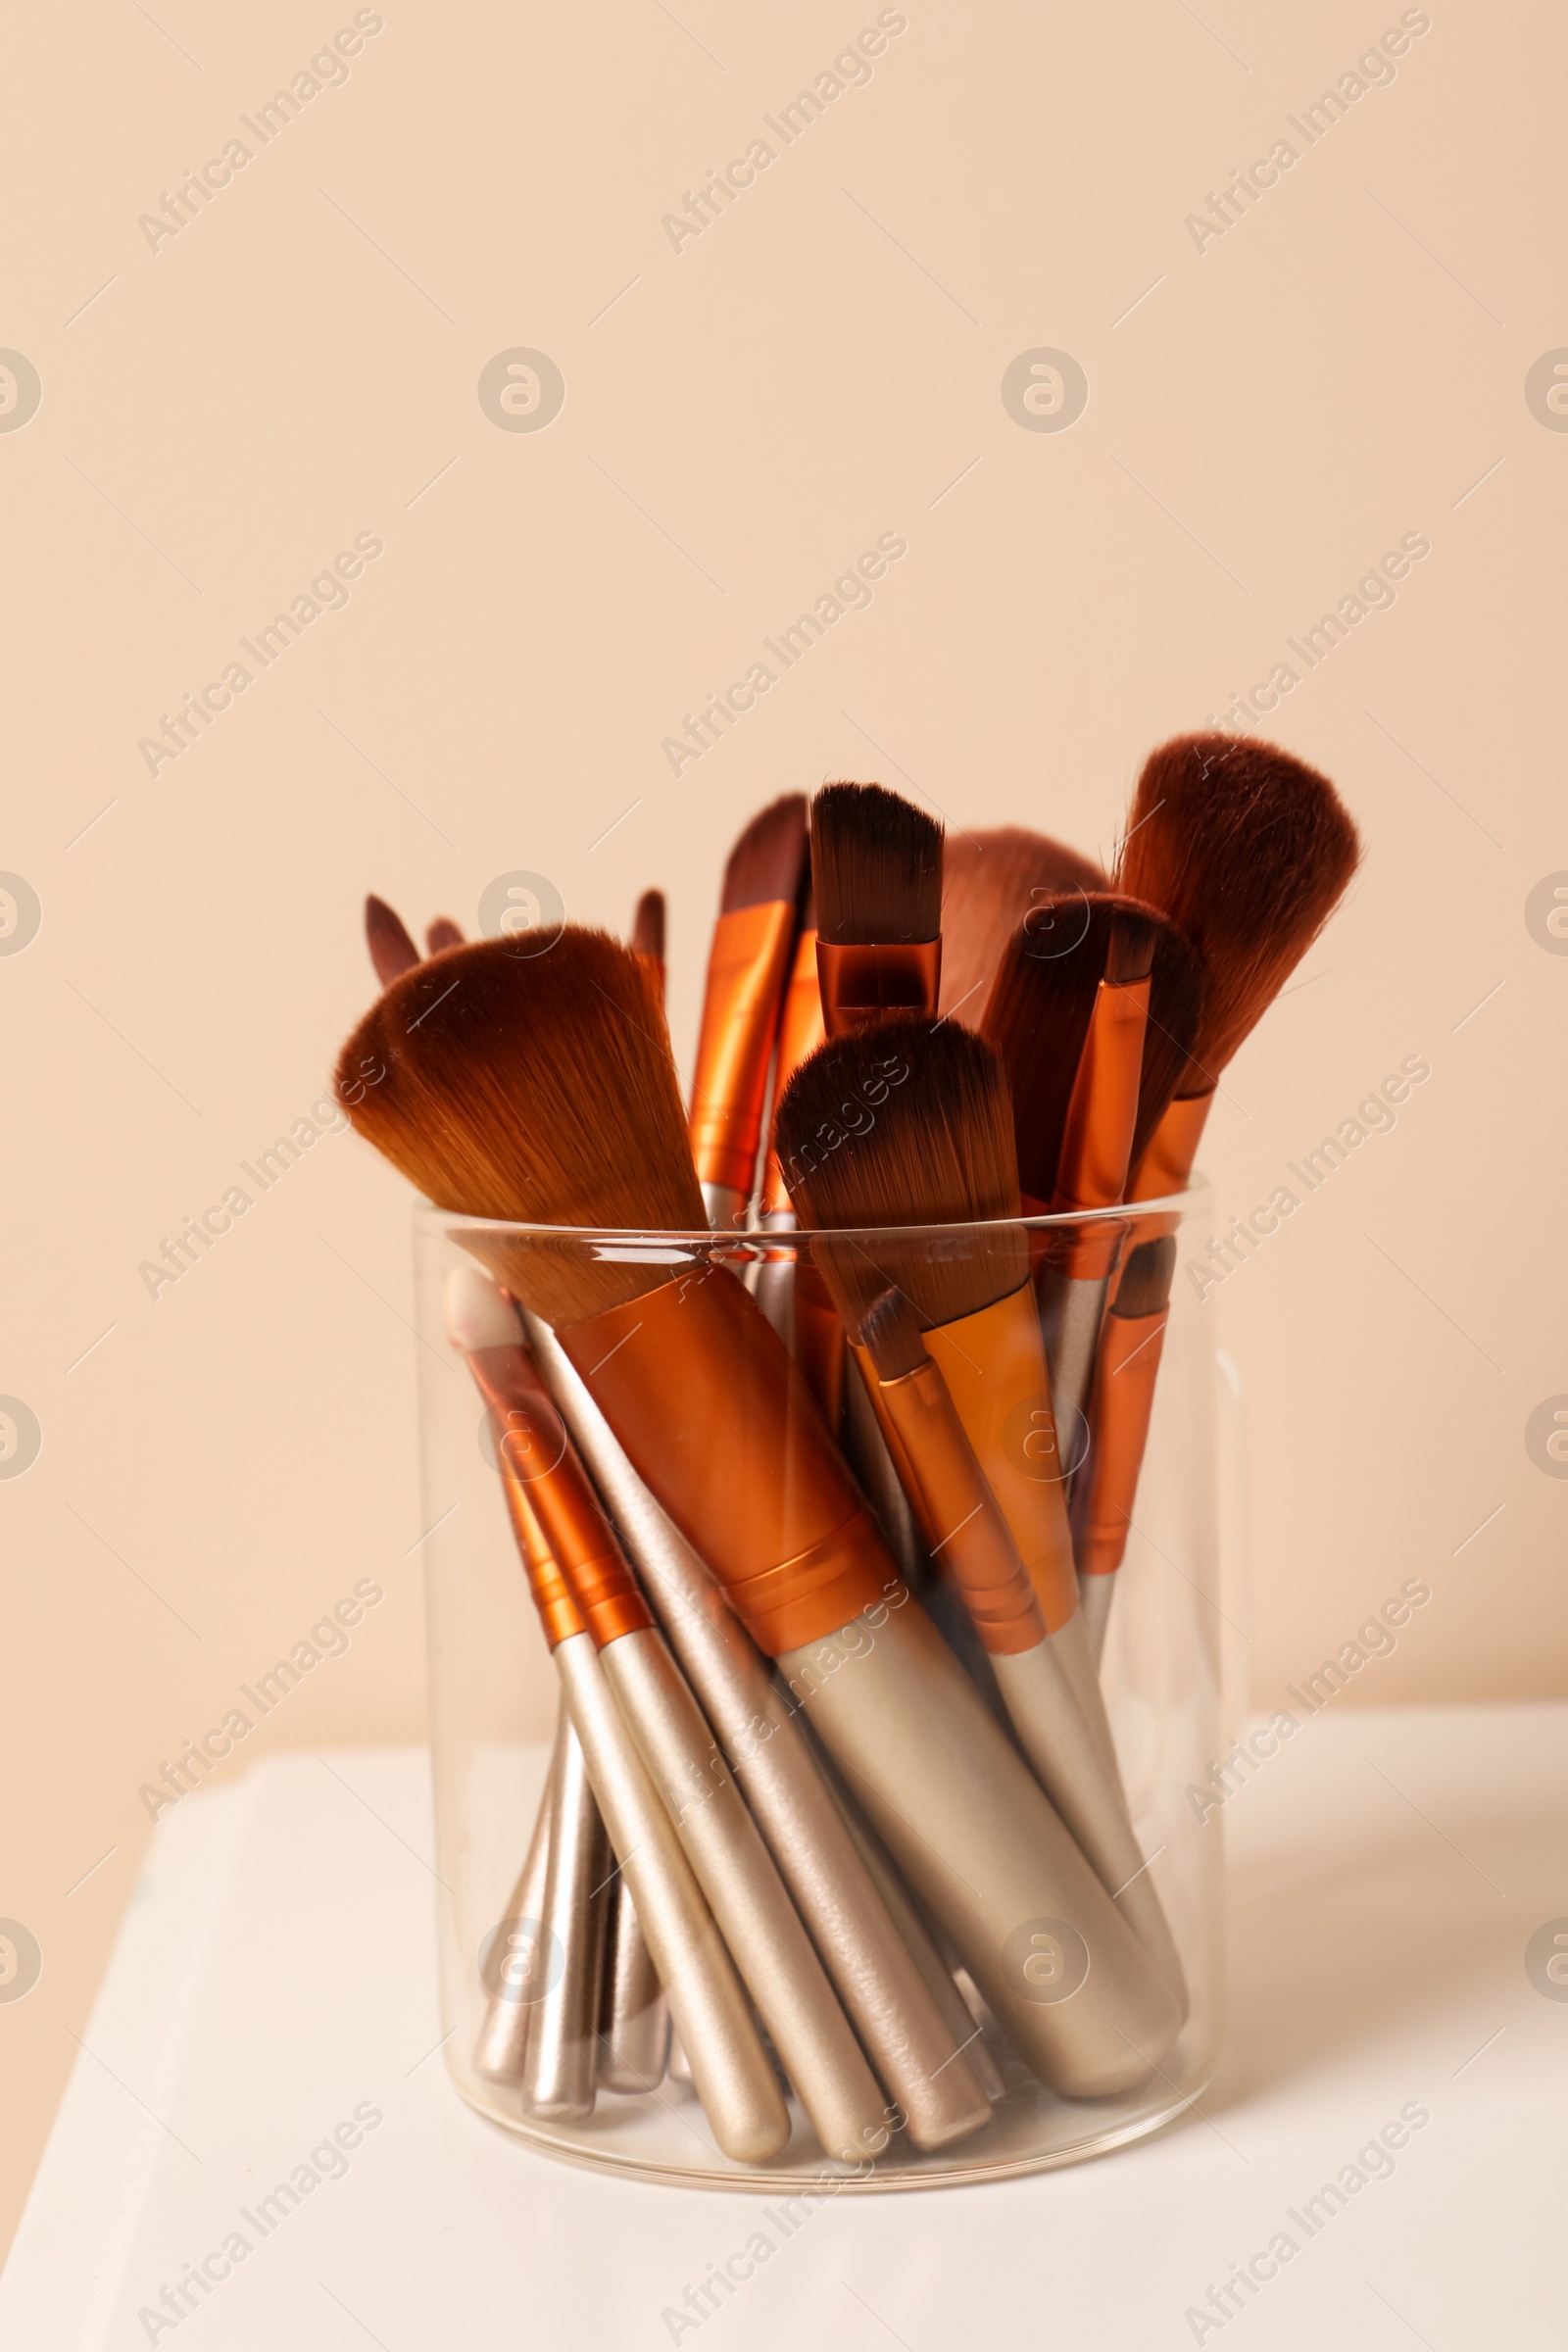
<box><xmin>775</xmin><ymin>1012</ymin><xmax>1026</xmax><ymax>1329</ymax></box>
<box><xmin>940</xmin><ymin>827</ymin><xmax>1107</xmax><ymax>1023</ymax></box>
<box><xmin>721</xmin><ymin>794</ymin><xmax>808</xmax><ymax>912</ymax></box>
<box><xmin>858</xmin><ymin>1286</ymin><xmax>928</xmax><ymax>1381</ymax></box>
<box><xmin>335</xmin><ymin>928</ymin><xmax>705</xmax><ymax>1323</ymax></box>
<box><xmin>980</xmin><ymin>893</ymin><xmax>1119</xmax><ymax>1203</ymax></box>
<box><xmin>426</xmin><ymin>917</ymin><xmax>464</xmax><ymax>956</ymax></box>
<box><xmin>631</xmin><ymin>889</ymin><xmax>665</xmax><ymax>961</ymax></box>
<box><xmin>365</xmin><ymin>895</ymin><xmax>421</xmax><ymax>988</ymax></box>
<box><xmin>810</xmin><ymin>783</ymin><xmax>943</xmax><ymax>946</ymax></box>
<box><xmin>1117</xmin><ymin>731</ymin><xmax>1360</xmax><ymax>1080</ymax></box>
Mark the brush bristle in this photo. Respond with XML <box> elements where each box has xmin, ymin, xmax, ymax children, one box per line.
<box><xmin>775</xmin><ymin>1013</ymin><xmax>1026</xmax><ymax>1328</ymax></box>
<box><xmin>426</xmin><ymin>917</ymin><xmax>464</xmax><ymax>956</ymax></box>
<box><xmin>1112</xmin><ymin>1235</ymin><xmax>1178</xmax><ymax>1319</ymax></box>
<box><xmin>980</xmin><ymin>893</ymin><xmax>1122</xmax><ymax>1202</ymax></box>
<box><xmin>335</xmin><ymin>928</ymin><xmax>706</xmax><ymax>1323</ymax></box>
<box><xmin>810</xmin><ymin>783</ymin><xmax>943</xmax><ymax>946</ymax></box>
<box><xmin>858</xmin><ymin>1286</ymin><xmax>928</xmax><ymax>1380</ymax></box>
<box><xmin>1104</xmin><ymin>902</ymin><xmax>1161</xmax><ymax>988</ymax></box>
<box><xmin>1132</xmin><ymin>916</ymin><xmax>1205</xmax><ymax>1172</ymax></box>
<box><xmin>939</xmin><ymin>828</ymin><xmax>1107</xmax><ymax>1022</ymax></box>
<box><xmin>1118</xmin><ymin>732</ymin><xmax>1360</xmax><ymax>1076</ymax></box>
<box><xmin>365</xmin><ymin>895</ymin><xmax>420</xmax><ymax>987</ymax></box>
<box><xmin>721</xmin><ymin>794</ymin><xmax>808</xmax><ymax>913</ymax></box>
<box><xmin>631</xmin><ymin>890</ymin><xmax>665</xmax><ymax>961</ymax></box>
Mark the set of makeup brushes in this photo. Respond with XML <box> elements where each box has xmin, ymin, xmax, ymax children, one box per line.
<box><xmin>344</xmin><ymin>729</ymin><xmax>1359</xmax><ymax>2170</ymax></box>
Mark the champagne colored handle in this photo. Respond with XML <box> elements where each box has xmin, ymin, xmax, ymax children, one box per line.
<box><xmin>598</xmin><ymin>1879</ymin><xmax>670</xmax><ymax>2095</ymax></box>
<box><xmin>472</xmin><ymin>1727</ymin><xmax>558</xmax><ymax>2085</ymax></box>
<box><xmin>521</xmin><ymin>1721</ymin><xmax>610</xmax><ymax>2121</ymax></box>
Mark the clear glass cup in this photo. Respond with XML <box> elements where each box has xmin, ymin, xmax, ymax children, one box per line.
<box><xmin>413</xmin><ymin>1188</ymin><xmax>1224</xmax><ymax>2190</ymax></box>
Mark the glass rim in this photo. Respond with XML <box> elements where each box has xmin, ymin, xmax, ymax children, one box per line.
<box><xmin>413</xmin><ymin>1174</ymin><xmax>1209</xmax><ymax>1249</ymax></box>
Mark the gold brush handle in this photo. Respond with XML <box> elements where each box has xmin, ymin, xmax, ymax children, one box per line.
<box><xmin>597</xmin><ymin>1877</ymin><xmax>670</xmax><ymax>2094</ymax></box>
<box><xmin>472</xmin><ymin>1724</ymin><xmax>558</xmax><ymax>2085</ymax></box>
<box><xmin>602</xmin><ymin>1625</ymin><xmax>894</xmax><ymax>2167</ymax></box>
<box><xmin>777</xmin><ymin>1599</ymin><xmax>1184</xmax><ymax>2098</ymax></box>
<box><xmin>520</xmin><ymin>1719</ymin><xmax>610</xmax><ymax>2122</ymax></box>
<box><xmin>551</xmin><ymin>1632</ymin><xmax>790</xmax><ymax>2164</ymax></box>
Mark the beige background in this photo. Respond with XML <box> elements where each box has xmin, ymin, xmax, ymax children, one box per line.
<box><xmin>3</xmin><ymin>0</ymin><xmax>1563</xmax><ymax>2262</ymax></box>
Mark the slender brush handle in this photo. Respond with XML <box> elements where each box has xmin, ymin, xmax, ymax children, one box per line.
<box><xmin>521</xmin><ymin>1720</ymin><xmax>610</xmax><ymax>2122</ymax></box>
<box><xmin>1035</xmin><ymin>1264</ymin><xmax>1111</xmax><ymax>1465</ymax></box>
<box><xmin>472</xmin><ymin>1727</ymin><xmax>558</xmax><ymax>2085</ymax></box>
<box><xmin>597</xmin><ymin>1878</ymin><xmax>670</xmax><ymax>2094</ymax></box>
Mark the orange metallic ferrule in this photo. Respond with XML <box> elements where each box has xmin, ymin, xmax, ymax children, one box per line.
<box><xmin>557</xmin><ymin>1265</ymin><xmax>893</xmax><ymax>1655</ymax></box>
<box><xmin>1129</xmin><ymin>1086</ymin><xmax>1214</xmax><ymax>1204</ymax></box>
<box><xmin>1075</xmin><ymin>1305</ymin><xmax>1169</xmax><ymax>1578</ymax></box>
<box><xmin>815</xmin><ymin>938</ymin><xmax>941</xmax><ymax>1038</ymax></box>
<box><xmin>923</xmin><ymin>1284</ymin><xmax>1080</xmax><ymax>1633</ymax></box>
<box><xmin>467</xmin><ymin>1345</ymin><xmax>654</xmax><ymax>1648</ymax></box>
<box><xmin>873</xmin><ymin>1359</ymin><xmax>1046</xmax><ymax>1657</ymax></box>
<box><xmin>1051</xmin><ymin>973</ymin><xmax>1151</xmax><ymax>1272</ymax></box>
<box><xmin>690</xmin><ymin>901</ymin><xmax>798</xmax><ymax>1197</ymax></box>
<box><xmin>760</xmin><ymin>924</ymin><xmax>826</xmax><ymax>1215</ymax></box>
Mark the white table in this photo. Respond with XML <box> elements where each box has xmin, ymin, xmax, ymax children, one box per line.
<box><xmin>4</xmin><ymin>1707</ymin><xmax>1563</xmax><ymax>2349</ymax></box>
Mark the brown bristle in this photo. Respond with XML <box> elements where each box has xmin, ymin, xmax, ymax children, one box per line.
<box><xmin>980</xmin><ymin>894</ymin><xmax>1120</xmax><ymax>1203</ymax></box>
<box><xmin>365</xmin><ymin>895</ymin><xmax>420</xmax><ymax>987</ymax></box>
<box><xmin>721</xmin><ymin>794</ymin><xmax>808</xmax><ymax>913</ymax></box>
<box><xmin>426</xmin><ymin>917</ymin><xmax>464</xmax><ymax>956</ymax></box>
<box><xmin>1112</xmin><ymin>1234</ymin><xmax>1178</xmax><ymax>1319</ymax></box>
<box><xmin>939</xmin><ymin>828</ymin><xmax>1107</xmax><ymax>1023</ymax></box>
<box><xmin>334</xmin><ymin>929</ymin><xmax>705</xmax><ymax>1324</ymax></box>
<box><xmin>858</xmin><ymin>1287</ymin><xmax>928</xmax><ymax>1381</ymax></box>
<box><xmin>1104</xmin><ymin>903</ymin><xmax>1161</xmax><ymax>988</ymax></box>
<box><xmin>775</xmin><ymin>1013</ymin><xmax>1026</xmax><ymax>1330</ymax></box>
<box><xmin>1132</xmin><ymin>916</ymin><xmax>1205</xmax><ymax>1172</ymax></box>
<box><xmin>810</xmin><ymin>783</ymin><xmax>943</xmax><ymax>946</ymax></box>
<box><xmin>631</xmin><ymin>889</ymin><xmax>665</xmax><ymax>961</ymax></box>
<box><xmin>1118</xmin><ymin>732</ymin><xmax>1360</xmax><ymax>1078</ymax></box>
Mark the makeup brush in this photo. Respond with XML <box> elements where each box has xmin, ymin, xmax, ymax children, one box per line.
<box><xmin>524</xmin><ymin>1713</ymin><xmax>612</xmax><ymax>2121</ymax></box>
<box><xmin>1118</xmin><ymin>731</ymin><xmax>1361</xmax><ymax>1200</ymax></box>
<box><xmin>810</xmin><ymin>783</ymin><xmax>943</xmax><ymax>1035</ymax></box>
<box><xmin>939</xmin><ymin>826</ymin><xmax>1106</xmax><ymax>1029</ymax></box>
<box><xmin>522</xmin><ymin>1304</ymin><xmax>991</xmax><ymax>2148</ymax></box>
<box><xmin>340</xmin><ymin>932</ymin><xmax>1179</xmax><ymax>2094</ymax></box>
<box><xmin>774</xmin><ymin>1014</ymin><xmax>1109</xmax><ymax>1769</ymax></box>
<box><xmin>857</xmin><ymin>1285</ymin><xmax>1187</xmax><ymax>2008</ymax></box>
<box><xmin>597</xmin><ymin>1880</ymin><xmax>671</xmax><ymax>2095</ymax></box>
<box><xmin>427</xmin><ymin>917</ymin><xmax>465</xmax><ymax>955</ymax></box>
<box><xmin>451</xmin><ymin>1264</ymin><xmax>893</xmax><ymax>2166</ymax></box>
<box><xmin>631</xmin><ymin>889</ymin><xmax>666</xmax><ymax>1010</ymax></box>
<box><xmin>1073</xmin><ymin>1235</ymin><xmax>1179</xmax><ymax>1659</ymax></box>
<box><xmin>689</xmin><ymin>796</ymin><xmax>808</xmax><ymax>1230</ymax></box>
<box><xmin>759</xmin><ymin>886</ymin><xmax>825</xmax><ymax>1223</ymax></box>
<box><xmin>472</xmin><ymin>1734</ymin><xmax>558</xmax><ymax>2084</ymax></box>
<box><xmin>365</xmin><ymin>894</ymin><xmax>421</xmax><ymax>988</ymax></box>
<box><xmin>443</xmin><ymin>1264</ymin><xmax>788</xmax><ymax>2163</ymax></box>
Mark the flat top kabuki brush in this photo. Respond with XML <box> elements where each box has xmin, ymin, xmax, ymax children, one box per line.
<box><xmin>810</xmin><ymin>782</ymin><xmax>943</xmax><ymax>1035</ymax></box>
<box><xmin>689</xmin><ymin>796</ymin><xmax>807</xmax><ymax>1230</ymax></box>
<box><xmin>1118</xmin><ymin>731</ymin><xmax>1361</xmax><ymax>1200</ymax></box>
<box><xmin>336</xmin><ymin>930</ymin><xmax>1180</xmax><ymax>2096</ymax></box>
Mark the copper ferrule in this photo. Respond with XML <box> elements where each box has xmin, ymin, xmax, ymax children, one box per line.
<box><xmin>1052</xmin><ymin>970</ymin><xmax>1151</xmax><ymax>1250</ymax></box>
<box><xmin>468</xmin><ymin>1345</ymin><xmax>653</xmax><ymax>1648</ymax></box>
<box><xmin>557</xmin><ymin>1267</ymin><xmax>892</xmax><ymax>1655</ymax></box>
<box><xmin>922</xmin><ymin>1283</ymin><xmax>1080</xmax><ymax>1633</ymax></box>
<box><xmin>463</xmin><ymin>1350</ymin><xmax>584</xmax><ymax>1649</ymax></box>
<box><xmin>1076</xmin><ymin>1304</ymin><xmax>1170</xmax><ymax>1579</ymax></box>
<box><xmin>815</xmin><ymin>937</ymin><xmax>941</xmax><ymax>1037</ymax></box>
<box><xmin>760</xmin><ymin>924</ymin><xmax>825</xmax><ymax>1215</ymax></box>
<box><xmin>873</xmin><ymin>1359</ymin><xmax>1046</xmax><ymax>1657</ymax></box>
<box><xmin>1129</xmin><ymin>1085</ymin><xmax>1214</xmax><ymax>1203</ymax></box>
<box><xmin>689</xmin><ymin>901</ymin><xmax>798</xmax><ymax>1198</ymax></box>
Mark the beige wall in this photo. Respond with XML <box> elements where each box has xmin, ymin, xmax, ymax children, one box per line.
<box><xmin>3</xmin><ymin>0</ymin><xmax>1563</xmax><ymax>2261</ymax></box>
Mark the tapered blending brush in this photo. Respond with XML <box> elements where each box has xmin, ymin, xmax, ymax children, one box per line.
<box><xmin>472</xmin><ymin>1728</ymin><xmax>558</xmax><ymax>2084</ymax></box>
<box><xmin>939</xmin><ymin>826</ymin><xmax>1106</xmax><ymax>1029</ymax></box>
<box><xmin>338</xmin><ymin>932</ymin><xmax>1179</xmax><ymax>2094</ymax></box>
<box><xmin>427</xmin><ymin>917</ymin><xmax>465</xmax><ymax>955</ymax></box>
<box><xmin>1118</xmin><ymin>731</ymin><xmax>1361</xmax><ymax>1201</ymax></box>
<box><xmin>810</xmin><ymin>783</ymin><xmax>943</xmax><ymax>1035</ymax></box>
<box><xmin>774</xmin><ymin>1015</ymin><xmax>1110</xmax><ymax>1770</ymax></box>
<box><xmin>856</xmin><ymin>1285</ymin><xmax>1187</xmax><ymax>2009</ymax></box>
<box><xmin>1073</xmin><ymin>1235</ymin><xmax>1180</xmax><ymax>1661</ymax></box>
<box><xmin>449</xmin><ymin>1263</ymin><xmax>892</xmax><ymax>2166</ymax></box>
<box><xmin>443</xmin><ymin>1265</ymin><xmax>788</xmax><ymax>2163</ymax></box>
<box><xmin>365</xmin><ymin>895</ymin><xmax>421</xmax><ymax>988</ymax></box>
<box><xmin>630</xmin><ymin>889</ymin><xmax>666</xmax><ymax>1010</ymax></box>
<box><xmin>521</xmin><ymin>1304</ymin><xmax>991</xmax><ymax>2148</ymax></box>
<box><xmin>689</xmin><ymin>796</ymin><xmax>808</xmax><ymax>1230</ymax></box>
